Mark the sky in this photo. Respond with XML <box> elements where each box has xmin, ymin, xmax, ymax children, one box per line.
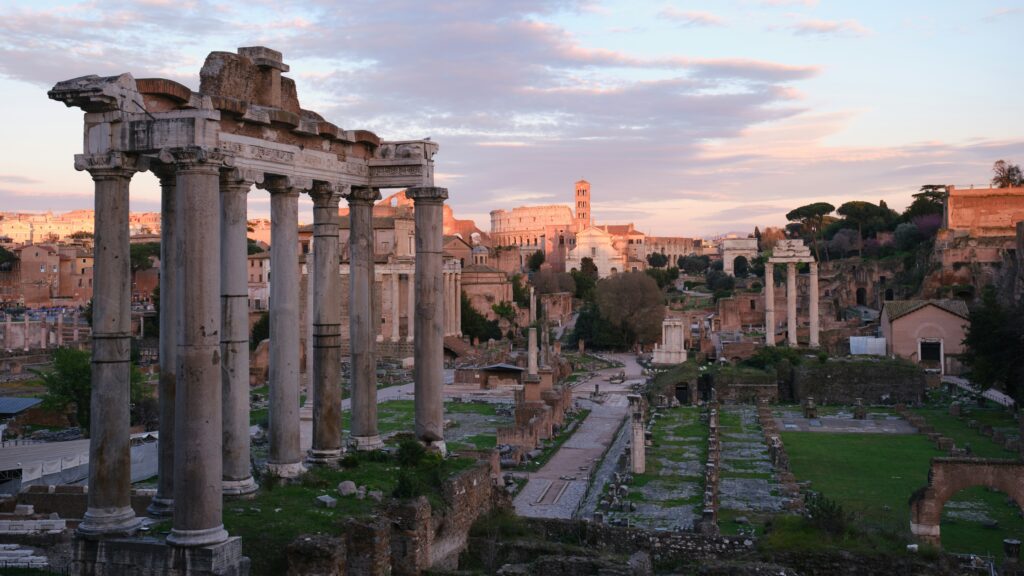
<box><xmin>0</xmin><ymin>0</ymin><xmax>1021</xmax><ymax>236</ymax></box>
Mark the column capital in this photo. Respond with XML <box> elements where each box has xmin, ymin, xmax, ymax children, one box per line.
<box><xmin>309</xmin><ymin>182</ymin><xmax>345</xmax><ymax>207</ymax></box>
<box><xmin>343</xmin><ymin>185</ymin><xmax>381</xmax><ymax>205</ymax></box>
<box><xmin>258</xmin><ymin>174</ymin><xmax>309</xmax><ymax>196</ymax></box>
<box><xmin>158</xmin><ymin>146</ymin><xmax>234</xmax><ymax>172</ymax></box>
<box><xmin>221</xmin><ymin>167</ymin><xmax>264</xmax><ymax>191</ymax></box>
<box><xmin>405</xmin><ymin>186</ymin><xmax>448</xmax><ymax>203</ymax></box>
<box><xmin>74</xmin><ymin>152</ymin><xmax>147</xmax><ymax>179</ymax></box>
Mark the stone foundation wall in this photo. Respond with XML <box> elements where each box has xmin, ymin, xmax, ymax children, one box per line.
<box><xmin>518</xmin><ymin>518</ymin><xmax>753</xmax><ymax>568</ymax></box>
<box><xmin>793</xmin><ymin>359</ymin><xmax>925</xmax><ymax>405</ymax></box>
<box><xmin>16</xmin><ymin>485</ymin><xmax>153</xmax><ymax>520</ymax></box>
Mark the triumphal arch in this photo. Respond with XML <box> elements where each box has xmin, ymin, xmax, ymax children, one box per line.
<box><xmin>49</xmin><ymin>46</ymin><xmax>449</xmax><ymax>574</ymax></box>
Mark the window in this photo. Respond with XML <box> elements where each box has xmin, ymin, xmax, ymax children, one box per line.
<box><xmin>750</xmin><ymin>299</ymin><xmax>756</xmax><ymax>310</ymax></box>
<box><xmin>920</xmin><ymin>341</ymin><xmax>941</xmax><ymax>362</ymax></box>
<box><xmin>40</xmin><ymin>265</ymin><xmax>45</xmax><ymax>273</ymax></box>
<box><xmin>591</xmin><ymin>247</ymin><xmax>597</xmax><ymax>257</ymax></box>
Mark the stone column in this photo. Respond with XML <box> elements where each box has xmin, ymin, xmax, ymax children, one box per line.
<box><xmin>529</xmin><ymin>286</ymin><xmax>536</xmax><ymax>323</ymax></box>
<box><xmin>407</xmin><ymin>187</ymin><xmax>448</xmax><ymax>452</ymax></box>
<box><xmin>786</xmin><ymin>262</ymin><xmax>797</xmax><ymax>347</ymax></box>
<box><xmin>75</xmin><ymin>153</ymin><xmax>142</xmax><ymax>538</ymax></box>
<box><xmin>406</xmin><ymin>273</ymin><xmax>415</xmax><ymax>343</ymax></box>
<box><xmin>441</xmin><ymin>272</ymin><xmax>450</xmax><ymax>337</ymax></box>
<box><xmin>528</xmin><ymin>327</ymin><xmax>538</xmax><ymax>376</ymax></box>
<box><xmin>264</xmin><ymin>176</ymin><xmax>305</xmax><ymax>476</ymax></box>
<box><xmin>346</xmin><ymin>186</ymin><xmax>383</xmax><ymax>451</ymax></box>
<box><xmin>809</xmin><ymin>261</ymin><xmax>820</xmax><ymax>348</ymax></box>
<box><xmin>764</xmin><ymin>263</ymin><xmax>775</xmax><ymax>347</ymax></box>
<box><xmin>455</xmin><ymin>272</ymin><xmax>462</xmax><ymax>338</ymax></box>
<box><xmin>220</xmin><ymin>170</ymin><xmax>256</xmax><ymax>495</ymax></box>
<box><xmin>308</xmin><ymin>183</ymin><xmax>344</xmax><ymax>463</ymax></box>
<box><xmin>56</xmin><ymin>315</ymin><xmax>63</xmax><ymax>347</ymax></box>
<box><xmin>148</xmin><ymin>164</ymin><xmax>177</xmax><ymax>516</ymax></box>
<box><xmin>390</xmin><ymin>272</ymin><xmax>401</xmax><ymax>342</ymax></box>
<box><xmin>629</xmin><ymin>395</ymin><xmax>645</xmax><ymax>474</ymax></box>
<box><xmin>167</xmin><ymin>147</ymin><xmax>229</xmax><ymax>547</ymax></box>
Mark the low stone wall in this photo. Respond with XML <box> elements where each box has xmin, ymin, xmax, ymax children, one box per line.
<box><xmin>793</xmin><ymin>359</ymin><xmax>925</xmax><ymax>405</ymax></box>
<box><xmin>698</xmin><ymin>404</ymin><xmax>720</xmax><ymax>535</ymax></box>
<box><xmin>757</xmin><ymin>402</ymin><xmax>802</xmax><ymax>508</ymax></box>
<box><xmin>519</xmin><ymin>518</ymin><xmax>754</xmax><ymax>568</ymax></box>
<box><xmin>15</xmin><ymin>485</ymin><xmax>153</xmax><ymax>520</ymax></box>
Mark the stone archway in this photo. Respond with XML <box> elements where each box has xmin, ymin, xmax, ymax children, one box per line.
<box><xmin>733</xmin><ymin>255</ymin><xmax>750</xmax><ymax>277</ymax></box>
<box><xmin>910</xmin><ymin>457</ymin><xmax>1024</xmax><ymax>547</ymax></box>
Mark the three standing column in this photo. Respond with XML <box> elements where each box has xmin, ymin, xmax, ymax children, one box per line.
<box><xmin>407</xmin><ymin>186</ymin><xmax>448</xmax><ymax>452</ymax></box>
<box><xmin>764</xmin><ymin>263</ymin><xmax>775</xmax><ymax>347</ymax></box>
<box><xmin>264</xmin><ymin>176</ymin><xmax>306</xmax><ymax>477</ymax></box>
<box><xmin>148</xmin><ymin>163</ymin><xmax>178</xmax><ymax>516</ymax></box>
<box><xmin>76</xmin><ymin>153</ymin><xmax>142</xmax><ymax>538</ymax></box>
<box><xmin>221</xmin><ymin>170</ymin><xmax>257</xmax><ymax>494</ymax></box>
<box><xmin>786</xmin><ymin>262</ymin><xmax>797</xmax><ymax>347</ymax></box>
<box><xmin>167</xmin><ymin>147</ymin><xmax>229</xmax><ymax>547</ymax></box>
<box><xmin>308</xmin><ymin>183</ymin><xmax>344</xmax><ymax>463</ymax></box>
<box><xmin>346</xmin><ymin>186</ymin><xmax>383</xmax><ymax>451</ymax></box>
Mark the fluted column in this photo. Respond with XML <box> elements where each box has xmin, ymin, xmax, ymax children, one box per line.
<box><xmin>166</xmin><ymin>148</ymin><xmax>230</xmax><ymax>547</ymax></box>
<box><xmin>346</xmin><ymin>186</ymin><xmax>383</xmax><ymax>451</ymax></box>
<box><xmin>220</xmin><ymin>170</ymin><xmax>256</xmax><ymax>495</ymax></box>
<box><xmin>75</xmin><ymin>153</ymin><xmax>142</xmax><ymax>538</ymax></box>
<box><xmin>809</xmin><ymin>261</ymin><xmax>820</xmax><ymax>348</ymax></box>
<box><xmin>406</xmin><ymin>273</ymin><xmax>415</xmax><ymax>342</ymax></box>
<box><xmin>764</xmin><ymin>263</ymin><xmax>775</xmax><ymax>347</ymax></box>
<box><xmin>528</xmin><ymin>328</ymin><xmax>538</xmax><ymax>376</ymax></box>
<box><xmin>264</xmin><ymin>176</ymin><xmax>305</xmax><ymax>476</ymax></box>
<box><xmin>390</xmin><ymin>272</ymin><xmax>401</xmax><ymax>342</ymax></box>
<box><xmin>408</xmin><ymin>187</ymin><xmax>448</xmax><ymax>452</ymax></box>
<box><xmin>786</xmin><ymin>262</ymin><xmax>797</xmax><ymax>347</ymax></box>
<box><xmin>148</xmin><ymin>163</ymin><xmax>177</xmax><ymax>516</ymax></box>
<box><xmin>308</xmin><ymin>183</ymin><xmax>344</xmax><ymax>463</ymax></box>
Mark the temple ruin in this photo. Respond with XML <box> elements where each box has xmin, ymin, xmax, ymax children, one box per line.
<box><xmin>48</xmin><ymin>46</ymin><xmax>449</xmax><ymax>574</ymax></box>
<box><xmin>764</xmin><ymin>239</ymin><xmax>819</xmax><ymax>348</ymax></box>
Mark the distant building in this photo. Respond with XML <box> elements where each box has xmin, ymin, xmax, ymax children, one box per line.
<box><xmin>880</xmin><ymin>300</ymin><xmax>969</xmax><ymax>375</ymax></box>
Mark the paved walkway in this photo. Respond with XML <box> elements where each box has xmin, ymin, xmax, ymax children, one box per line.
<box><xmin>513</xmin><ymin>353</ymin><xmax>639</xmax><ymax>519</ymax></box>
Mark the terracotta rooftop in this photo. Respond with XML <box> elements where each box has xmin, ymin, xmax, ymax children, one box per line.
<box><xmin>883</xmin><ymin>299</ymin><xmax>970</xmax><ymax>321</ymax></box>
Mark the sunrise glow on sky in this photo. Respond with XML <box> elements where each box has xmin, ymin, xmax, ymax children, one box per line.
<box><xmin>1</xmin><ymin>0</ymin><xmax>1021</xmax><ymax>235</ymax></box>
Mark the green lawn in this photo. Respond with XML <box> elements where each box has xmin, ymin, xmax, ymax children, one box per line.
<box><xmin>783</xmin><ymin>431</ymin><xmax>1024</xmax><ymax>555</ymax></box>
<box><xmin>625</xmin><ymin>406</ymin><xmax>706</xmax><ymax>512</ymax></box>
<box><xmin>911</xmin><ymin>407</ymin><xmax>1018</xmax><ymax>459</ymax></box>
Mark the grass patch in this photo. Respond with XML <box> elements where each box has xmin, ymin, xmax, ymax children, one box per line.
<box><xmin>783</xmin><ymin>430</ymin><xmax>1024</xmax><ymax>555</ymax></box>
<box><xmin>911</xmin><ymin>408</ymin><xmax>1018</xmax><ymax>458</ymax></box>
<box><xmin>223</xmin><ymin>450</ymin><xmax>477</xmax><ymax>576</ymax></box>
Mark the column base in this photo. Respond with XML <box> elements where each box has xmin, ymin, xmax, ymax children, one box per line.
<box><xmin>375</xmin><ymin>334</ymin><xmax>384</xmax><ymax>343</ymax></box>
<box><xmin>406</xmin><ymin>336</ymin><xmax>414</xmax><ymax>343</ymax></box>
<box><xmin>77</xmin><ymin>506</ymin><xmax>142</xmax><ymax>539</ymax></box>
<box><xmin>147</xmin><ymin>496</ymin><xmax>175</xmax><ymax>517</ymax></box>
<box><xmin>306</xmin><ymin>448</ymin><xmax>344</xmax><ymax>465</ymax></box>
<box><xmin>168</xmin><ymin>524</ymin><xmax>230</xmax><ymax>548</ymax></box>
<box><xmin>222</xmin><ymin>477</ymin><xmax>258</xmax><ymax>497</ymax></box>
<box><xmin>73</xmin><ymin>534</ymin><xmax>249</xmax><ymax>576</ymax></box>
<box><xmin>348</xmin><ymin>435</ymin><xmax>384</xmax><ymax>451</ymax></box>
<box><xmin>265</xmin><ymin>461</ymin><xmax>306</xmax><ymax>478</ymax></box>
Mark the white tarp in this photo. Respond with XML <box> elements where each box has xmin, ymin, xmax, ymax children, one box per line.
<box><xmin>850</xmin><ymin>336</ymin><xmax>886</xmax><ymax>356</ymax></box>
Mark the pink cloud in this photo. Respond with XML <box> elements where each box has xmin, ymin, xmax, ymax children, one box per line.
<box><xmin>658</xmin><ymin>8</ymin><xmax>727</xmax><ymax>27</ymax></box>
<box><xmin>790</xmin><ymin>18</ymin><xmax>871</xmax><ymax>37</ymax></box>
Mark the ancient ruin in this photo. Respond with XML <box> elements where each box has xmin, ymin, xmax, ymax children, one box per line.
<box><xmin>48</xmin><ymin>46</ymin><xmax>447</xmax><ymax>573</ymax></box>
<box><xmin>765</xmin><ymin>239</ymin><xmax>819</xmax><ymax>347</ymax></box>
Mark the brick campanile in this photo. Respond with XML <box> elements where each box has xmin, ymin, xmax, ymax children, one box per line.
<box><xmin>574</xmin><ymin>178</ymin><xmax>591</xmax><ymax>231</ymax></box>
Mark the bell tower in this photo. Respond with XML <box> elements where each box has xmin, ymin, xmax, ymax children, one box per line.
<box><xmin>574</xmin><ymin>179</ymin><xmax>591</xmax><ymax>231</ymax></box>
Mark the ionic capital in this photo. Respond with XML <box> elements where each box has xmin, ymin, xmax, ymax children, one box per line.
<box><xmin>405</xmin><ymin>186</ymin><xmax>448</xmax><ymax>203</ymax></box>
<box><xmin>343</xmin><ymin>186</ymin><xmax>381</xmax><ymax>205</ymax></box>
<box><xmin>158</xmin><ymin>146</ymin><xmax>235</xmax><ymax>172</ymax></box>
<box><xmin>74</xmin><ymin>152</ymin><xmax>147</xmax><ymax>179</ymax></box>
<box><xmin>309</xmin><ymin>182</ymin><xmax>346</xmax><ymax>208</ymax></box>
<box><xmin>257</xmin><ymin>174</ymin><xmax>312</xmax><ymax>196</ymax></box>
<box><xmin>221</xmin><ymin>167</ymin><xmax>263</xmax><ymax>193</ymax></box>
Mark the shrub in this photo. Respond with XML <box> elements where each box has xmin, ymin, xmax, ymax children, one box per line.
<box><xmin>804</xmin><ymin>491</ymin><xmax>851</xmax><ymax>536</ymax></box>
